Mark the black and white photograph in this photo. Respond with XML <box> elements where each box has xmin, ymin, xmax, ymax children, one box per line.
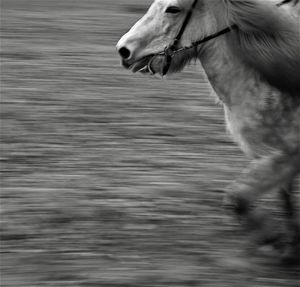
<box><xmin>1</xmin><ymin>0</ymin><xmax>300</xmax><ymax>286</ymax></box>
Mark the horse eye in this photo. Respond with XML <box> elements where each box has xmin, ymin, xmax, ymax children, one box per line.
<box><xmin>165</xmin><ymin>6</ymin><xmax>181</xmax><ymax>14</ymax></box>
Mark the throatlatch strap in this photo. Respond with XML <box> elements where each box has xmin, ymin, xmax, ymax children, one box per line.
<box><xmin>162</xmin><ymin>25</ymin><xmax>238</xmax><ymax>76</ymax></box>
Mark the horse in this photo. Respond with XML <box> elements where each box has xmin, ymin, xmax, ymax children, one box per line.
<box><xmin>116</xmin><ymin>0</ymin><xmax>300</xmax><ymax>260</ymax></box>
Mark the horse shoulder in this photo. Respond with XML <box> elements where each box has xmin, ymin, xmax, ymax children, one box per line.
<box><xmin>223</xmin><ymin>85</ymin><xmax>300</xmax><ymax>158</ymax></box>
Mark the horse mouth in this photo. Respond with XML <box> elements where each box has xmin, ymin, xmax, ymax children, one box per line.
<box><xmin>122</xmin><ymin>55</ymin><xmax>154</xmax><ymax>74</ymax></box>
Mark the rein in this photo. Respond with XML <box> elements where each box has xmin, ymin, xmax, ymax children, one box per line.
<box><xmin>148</xmin><ymin>0</ymin><xmax>237</xmax><ymax>75</ymax></box>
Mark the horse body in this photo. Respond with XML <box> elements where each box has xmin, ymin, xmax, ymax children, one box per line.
<box><xmin>117</xmin><ymin>0</ymin><xmax>300</xmax><ymax>258</ymax></box>
<box><xmin>199</xmin><ymin>36</ymin><xmax>300</xmax><ymax>158</ymax></box>
<box><xmin>199</xmin><ymin>36</ymin><xmax>300</xmax><ymax>238</ymax></box>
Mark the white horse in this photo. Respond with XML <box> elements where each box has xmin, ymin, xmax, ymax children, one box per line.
<box><xmin>117</xmin><ymin>0</ymin><xmax>300</xmax><ymax>260</ymax></box>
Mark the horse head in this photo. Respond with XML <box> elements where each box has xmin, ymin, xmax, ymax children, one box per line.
<box><xmin>116</xmin><ymin>0</ymin><xmax>224</xmax><ymax>76</ymax></box>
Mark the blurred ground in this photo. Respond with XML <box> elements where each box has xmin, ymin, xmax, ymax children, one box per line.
<box><xmin>1</xmin><ymin>0</ymin><xmax>299</xmax><ymax>286</ymax></box>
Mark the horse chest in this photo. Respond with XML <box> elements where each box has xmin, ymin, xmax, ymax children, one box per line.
<box><xmin>201</xmin><ymin>46</ymin><xmax>293</xmax><ymax>157</ymax></box>
<box><xmin>222</xmin><ymin>89</ymin><xmax>299</xmax><ymax>159</ymax></box>
<box><xmin>223</xmin><ymin>106</ymin><xmax>257</xmax><ymax>157</ymax></box>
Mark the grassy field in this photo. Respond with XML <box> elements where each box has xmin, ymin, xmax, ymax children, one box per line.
<box><xmin>1</xmin><ymin>0</ymin><xmax>299</xmax><ymax>286</ymax></box>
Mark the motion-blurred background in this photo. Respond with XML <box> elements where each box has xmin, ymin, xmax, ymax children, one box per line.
<box><xmin>1</xmin><ymin>0</ymin><xmax>299</xmax><ymax>286</ymax></box>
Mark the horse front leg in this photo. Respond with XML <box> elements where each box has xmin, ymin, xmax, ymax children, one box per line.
<box><xmin>280</xmin><ymin>183</ymin><xmax>300</xmax><ymax>246</ymax></box>
<box><xmin>224</xmin><ymin>151</ymin><xmax>300</xmax><ymax>247</ymax></box>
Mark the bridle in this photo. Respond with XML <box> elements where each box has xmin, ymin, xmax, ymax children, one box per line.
<box><xmin>149</xmin><ymin>0</ymin><xmax>238</xmax><ymax>75</ymax></box>
<box><xmin>148</xmin><ymin>0</ymin><xmax>237</xmax><ymax>75</ymax></box>
<box><xmin>146</xmin><ymin>0</ymin><xmax>289</xmax><ymax>75</ymax></box>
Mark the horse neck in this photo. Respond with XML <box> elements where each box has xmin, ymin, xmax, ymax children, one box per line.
<box><xmin>198</xmin><ymin>36</ymin><xmax>264</xmax><ymax>106</ymax></box>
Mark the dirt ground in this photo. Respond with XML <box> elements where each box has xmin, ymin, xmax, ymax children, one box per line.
<box><xmin>1</xmin><ymin>0</ymin><xmax>299</xmax><ymax>286</ymax></box>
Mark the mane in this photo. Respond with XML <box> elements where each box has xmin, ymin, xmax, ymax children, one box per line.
<box><xmin>170</xmin><ymin>0</ymin><xmax>300</xmax><ymax>94</ymax></box>
<box><xmin>225</xmin><ymin>0</ymin><xmax>300</xmax><ymax>94</ymax></box>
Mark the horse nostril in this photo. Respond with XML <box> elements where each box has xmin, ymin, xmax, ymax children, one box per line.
<box><xmin>118</xmin><ymin>47</ymin><xmax>131</xmax><ymax>59</ymax></box>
